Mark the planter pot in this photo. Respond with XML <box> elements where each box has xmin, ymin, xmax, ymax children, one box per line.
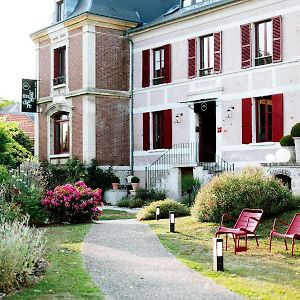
<box><xmin>131</xmin><ymin>182</ymin><xmax>139</xmax><ymax>191</ymax></box>
<box><xmin>282</xmin><ymin>146</ymin><xmax>296</xmax><ymax>162</ymax></box>
<box><xmin>112</xmin><ymin>183</ymin><xmax>119</xmax><ymax>190</ymax></box>
<box><xmin>293</xmin><ymin>137</ymin><xmax>300</xmax><ymax>162</ymax></box>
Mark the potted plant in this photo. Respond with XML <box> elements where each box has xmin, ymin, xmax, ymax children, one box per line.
<box><xmin>130</xmin><ymin>176</ymin><xmax>140</xmax><ymax>191</ymax></box>
<box><xmin>279</xmin><ymin>134</ymin><xmax>295</xmax><ymax>162</ymax></box>
<box><xmin>111</xmin><ymin>175</ymin><xmax>120</xmax><ymax>190</ymax></box>
<box><xmin>291</xmin><ymin>123</ymin><xmax>300</xmax><ymax>162</ymax></box>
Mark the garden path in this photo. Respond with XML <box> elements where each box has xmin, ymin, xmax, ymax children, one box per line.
<box><xmin>83</xmin><ymin>219</ymin><xmax>243</xmax><ymax>300</ymax></box>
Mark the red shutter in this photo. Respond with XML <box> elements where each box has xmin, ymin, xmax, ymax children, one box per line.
<box><xmin>54</xmin><ymin>49</ymin><xmax>59</xmax><ymax>78</ymax></box>
<box><xmin>163</xmin><ymin>109</ymin><xmax>172</xmax><ymax>149</ymax></box>
<box><xmin>242</xmin><ymin>98</ymin><xmax>252</xmax><ymax>144</ymax></box>
<box><xmin>240</xmin><ymin>23</ymin><xmax>252</xmax><ymax>69</ymax></box>
<box><xmin>213</xmin><ymin>32</ymin><xmax>222</xmax><ymax>74</ymax></box>
<box><xmin>164</xmin><ymin>44</ymin><xmax>172</xmax><ymax>84</ymax></box>
<box><xmin>142</xmin><ymin>49</ymin><xmax>150</xmax><ymax>88</ymax></box>
<box><xmin>188</xmin><ymin>38</ymin><xmax>197</xmax><ymax>78</ymax></box>
<box><xmin>272</xmin><ymin>93</ymin><xmax>283</xmax><ymax>142</ymax></box>
<box><xmin>143</xmin><ymin>112</ymin><xmax>150</xmax><ymax>150</ymax></box>
<box><xmin>272</xmin><ymin>16</ymin><xmax>282</xmax><ymax>63</ymax></box>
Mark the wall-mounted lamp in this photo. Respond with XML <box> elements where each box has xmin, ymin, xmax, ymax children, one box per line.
<box><xmin>226</xmin><ymin>106</ymin><xmax>235</xmax><ymax>118</ymax></box>
<box><xmin>174</xmin><ymin>113</ymin><xmax>183</xmax><ymax>123</ymax></box>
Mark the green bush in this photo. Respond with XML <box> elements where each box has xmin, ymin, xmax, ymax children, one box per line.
<box><xmin>0</xmin><ymin>165</ymin><xmax>9</xmax><ymax>183</ymax></box>
<box><xmin>131</xmin><ymin>176</ymin><xmax>140</xmax><ymax>183</ymax></box>
<box><xmin>0</xmin><ymin>202</ymin><xmax>24</xmax><ymax>224</ymax></box>
<box><xmin>279</xmin><ymin>134</ymin><xmax>295</xmax><ymax>146</ymax></box>
<box><xmin>117</xmin><ymin>197</ymin><xmax>132</xmax><ymax>208</ymax></box>
<box><xmin>181</xmin><ymin>175</ymin><xmax>203</xmax><ymax>206</ymax></box>
<box><xmin>191</xmin><ymin>168</ymin><xmax>299</xmax><ymax>222</ymax></box>
<box><xmin>0</xmin><ymin>217</ymin><xmax>45</xmax><ymax>293</ymax></box>
<box><xmin>136</xmin><ymin>199</ymin><xmax>190</xmax><ymax>221</ymax></box>
<box><xmin>291</xmin><ymin>122</ymin><xmax>300</xmax><ymax>137</ymax></box>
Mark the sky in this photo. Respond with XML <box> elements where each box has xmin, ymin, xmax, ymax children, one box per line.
<box><xmin>0</xmin><ymin>0</ymin><xmax>54</xmax><ymax>102</ymax></box>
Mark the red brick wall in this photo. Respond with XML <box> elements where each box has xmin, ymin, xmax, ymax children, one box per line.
<box><xmin>71</xmin><ymin>97</ymin><xmax>83</xmax><ymax>160</ymax></box>
<box><xmin>69</xmin><ymin>28</ymin><xmax>83</xmax><ymax>91</ymax></box>
<box><xmin>95</xmin><ymin>26</ymin><xmax>129</xmax><ymax>91</ymax></box>
<box><xmin>95</xmin><ymin>96</ymin><xmax>129</xmax><ymax>165</ymax></box>
<box><xmin>39</xmin><ymin>39</ymin><xmax>51</xmax><ymax>98</ymax></box>
<box><xmin>39</xmin><ymin>104</ymin><xmax>48</xmax><ymax>161</ymax></box>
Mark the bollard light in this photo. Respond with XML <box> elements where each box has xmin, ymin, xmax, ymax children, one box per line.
<box><xmin>213</xmin><ymin>238</ymin><xmax>224</xmax><ymax>272</ymax></box>
<box><xmin>156</xmin><ymin>206</ymin><xmax>160</xmax><ymax>221</ymax></box>
<box><xmin>169</xmin><ymin>211</ymin><xmax>175</xmax><ymax>233</ymax></box>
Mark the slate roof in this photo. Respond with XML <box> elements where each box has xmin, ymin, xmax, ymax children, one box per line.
<box><xmin>66</xmin><ymin>0</ymin><xmax>179</xmax><ymax>24</ymax></box>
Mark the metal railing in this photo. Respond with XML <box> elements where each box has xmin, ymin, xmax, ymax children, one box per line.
<box><xmin>145</xmin><ymin>143</ymin><xmax>234</xmax><ymax>189</ymax></box>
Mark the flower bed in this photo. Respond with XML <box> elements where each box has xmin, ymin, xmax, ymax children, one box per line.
<box><xmin>42</xmin><ymin>181</ymin><xmax>103</xmax><ymax>224</ymax></box>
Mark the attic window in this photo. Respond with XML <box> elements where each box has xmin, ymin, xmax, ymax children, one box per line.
<box><xmin>56</xmin><ymin>0</ymin><xmax>64</xmax><ymax>22</ymax></box>
<box><xmin>181</xmin><ymin>0</ymin><xmax>211</xmax><ymax>8</ymax></box>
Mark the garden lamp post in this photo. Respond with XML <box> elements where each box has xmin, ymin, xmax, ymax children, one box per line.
<box><xmin>213</xmin><ymin>237</ymin><xmax>224</xmax><ymax>272</ymax></box>
<box><xmin>156</xmin><ymin>206</ymin><xmax>160</xmax><ymax>221</ymax></box>
<box><xmin>169</xmin><ymin>211</ymin><xmax>175</xmax><ymax>233</ymax></box>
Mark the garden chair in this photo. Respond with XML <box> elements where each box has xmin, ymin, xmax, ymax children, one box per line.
<box><xmin>215</xmin><ymin>208</ymin><xmax>263</xmax><ymax>254</ymax></box>
<box><xmin>269</xmin><ymin>212</ymin><xmax>300</xmax><ymax>256</ymax></box>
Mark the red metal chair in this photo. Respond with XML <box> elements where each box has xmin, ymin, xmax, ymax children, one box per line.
<box><xmin>215</xmin><ymin>208</ymin><xmax>263</xmax><ymax>254</ymax></box>
<box><xmin>269</xmin><ymin>212</ymin><xmax>300</xmax><ymax>256</ymax></box>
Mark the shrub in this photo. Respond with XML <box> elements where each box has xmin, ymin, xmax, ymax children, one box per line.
<box><xmin>291</xmin><ymin>122</ymin><xmax>300</xmax><ymax>137</ymax></box>
<box><xmin>42</xmin><ymin>181</ymin><xmax>103</xmax><ymax>224</ymax></box>
<box><xmin>0</xmin><ymin>202</ymin><xmax>24</xmax><ymax>224</ymax></box>
<box><xmin>111</xmin><ymin>175</ymin><xmax>120</xmax><ymax>183</ymax></box>
<box><xmin>117</xmin><ymin>197</ymin><xmax>132</xmax><ymax>208</ymax></box>
<box><xmin>131</xmin><ymin>176</ymin><xmax>140</xmax><ymax>183</ymax></box>
<box><xmin>0</xmin><ymin>164</ymin><xmax>9</xmax><ymax>183</ymax></box>
<box><xmin>0</xmin><ymin>217</ymin><xmax>45</xmax><ymax>293</ymax></box>
<box><xmin>279</xmin><ymin>134</ymin><xmax>295</xmax><ymax>146</ymax></box>
<box><xmin>191</xmin><ymin>168</ymin><xmax>298</xmax><ymax>222</ymax></box>
<box><xmin>136</xmin><ymin>199</ymin><xmax>190</xmax><ymax>221</ymax></box>
<box><xmin>181</xmin><ymin>175</ymin><xmax>203</xmax><ymax>206</ymax></box>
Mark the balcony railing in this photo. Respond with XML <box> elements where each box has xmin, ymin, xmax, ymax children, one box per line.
<box><xmin>53</xmin><ymin>76</ymin><xmax>66</xmax><ymax>86</ymax></box>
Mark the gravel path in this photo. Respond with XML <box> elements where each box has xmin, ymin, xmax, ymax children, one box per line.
<box><xmin>83</xmin><ymin>219</ymin><xmax>243</xmax><ymax>300</ymax></box>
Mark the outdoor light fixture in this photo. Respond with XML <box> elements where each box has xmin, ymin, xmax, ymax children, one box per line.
<box><xmin>169</xmin><ymin>211</ymin><xmax>175</xmax><ymax>233</ymax></box>
<box><xmin>213</xmin><ymin>238</ymin><xmax>224</xmax><ymax>272</ymax></box>
<box><xmin>174</xmin><ymin>113</ymin><xmax>183</xmax><ymax>123</ymax></box>
<box><xmin>275</xmin><ymin>148</ymin><xmax>291</xmax><ymax>163</ymax></box>
<box><xmin>156</xmin><ymin>206</ymin><xmax>160</xmax><ymax>221</ymax></box>
<box><xmin>226</xmin><ymin>106</ymin><xmax>234</xmax><ymax>118</ymax></box>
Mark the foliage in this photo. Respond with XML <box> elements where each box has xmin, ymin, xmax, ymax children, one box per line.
<box><xmin>0</xmin><ymin>164</ymin><xmax>9</xmax><ymax>183</ymax></box>
<box><xmin>117</xmin><ymin>188</ymin><xmax>166</xmax><ymax>208</ymax></box>
<box><xmin>130</xmin><ymin>176</ymin><xmax>140</xmax><ymax>183</ymax></box>
<box><xmin>0</xmin><ymin>202</ymin><xmax>24</xmax><ymax>224</ymax></box>
<box><xmin>0</xmin><ymin>121</ymin><xmax>33</xmax><ymax>168</ymax></box>
<box><xmin>291</xmin><ymin>122</ymin><xmax>300</xmax><ymax>137</ymax></box>
<box><xmin>0</xmin><ymin>217</ymin><xmax>45</xmax><ymax>294</ymax></box>
<box><xmin>111</xmin><ymin>175</ymin><xmax>120</xmax><ymax>183</ymax></box>
<box><xmin>181</xmin><ymin>175</ymin><xmax>203</xmax><ymax>206</ymax></box>
<box><xmin>191</xmin><ymin>167</ymin><xmax>299</xmax><ymax>222</ymax></box>
<box><xmin>42</xmin><ymin>181</ymin><xmax>103</xmax><ymax>224</ymax></box>
<box><xmin>136</xmin><ymin>199</ymin><xmax>190</xmax><ymax>221</ymax></box>
<box><xmin>0</xmin><ymin>99</ymin><xmax>14</xmax><ymax>109</ymax></box>
<box><xmin>279</xmin><ymin>134</ymin><xmax>295</xmax><ymax>146</ymax></box>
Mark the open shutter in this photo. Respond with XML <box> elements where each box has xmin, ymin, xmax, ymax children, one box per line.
<box><xmin>242</xmin><ymin>98</ymin><xmax>252</xmax><ymax>144</ymax></box>
<box><xmin>213</xmin><ymin>31</ymin><xmax>222</xmax><ymax>73</ymax></box>
<box><xmin>272</xmin><ymin>16</ymin><xmax>282</xmax><ymax>63</ymax></box>
<box><xmin>163</xmin><ymin>109</ymin><xmax>172</xmax><ymax>149</ymax></box>
<box><xmin>143</xmin><ymin>112</ymin><xmax>150</xmax><ymax>150</ymax></box>
<box><xmin>142</xmin><ymin>49</ymin><xmax>150</xmax><ymax>88</ymax></box>
<box><xmin>272</xmin><ymin>94</ymin><xmax>283</xmax><ymax>142</ymax></box>
<box><xmin>164</xmin><ymin>44</ymin><xmax>172</xmax><ymax>84</ymax></box>
<box><xmin>241</xmin><ymin>23</ymin><xmax>252</xmax><ymax>69</ymax></box>
<box><xmin>54</xmin><ymin>49</ymin><xmax>59</xmax><ymax>78</ymax></box>
<box><xmin>188</xmin><ymin>38</ymin><xmax>197</xmax><ymax>78</ymax></box>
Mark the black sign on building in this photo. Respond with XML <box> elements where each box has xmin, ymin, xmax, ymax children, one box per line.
<box><xmin>21</xmin><ymin>79</ymin><xmax>37</xmax><ymax>113</ymax></box>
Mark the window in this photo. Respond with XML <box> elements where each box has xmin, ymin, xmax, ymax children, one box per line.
<box><xmin>142</xmin><ymin>44</ymin><xmax>171</xmax><ymax>88</ymax></box>
<box><xmin>242</xmin><ymin>94</ymin><xmax>283</xmax><ymax>144</ymax></box>
<box><xmin>56</xmin><ymin>1</ymin><xmax>64</xmax><ymax>22</ymax></box>
<box><xmin>188</xmin><ymin>32</ymin><xmax>222</xmax><ymax>78</ymax></box>
<box><xmin>182</xmin><ymin>0</ymin><xmax>205</xmax><ymax>8</ymax></box>
<box><xmin>241</xmin><ymin>16</ymin><xmax>282</xmax><ymax>69</ymax></box>
<box><xmin>255</xmin><ymin>21</ymin><xmax>272</xmax><ymax>66</ymax></box>
<box><xmin>256</xmin><ymin>97</ymin><xmax>272</xmax><ymax>142</ymax></box>
<box><xmin>199</xmin><ymin>35</ymin><xmax>214</xmax><ymax>76</ymax></box>
<box><xmin>153</xmin><ymin>47</ymin><xmax>165</xmax><ymax>85</ymax></box>
<box><xmin>53</xmin><ymin>47</ymin><xmax>66</xmax><ymax>86</ymax></box>
<box><xmin>143</xmin><ymin>110</ymin><xmax>172</xmax><ymax>150</ymax></box>
<box><xmin>53</xmin><ymin>112</ymin><xmax>69</xmax><ymax>154</ymax></box>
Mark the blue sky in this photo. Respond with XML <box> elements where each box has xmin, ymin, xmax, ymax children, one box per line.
<box><xmin>0</xmin><ymin>0</ymin><xmax>53</xmax><ymax>101</ymax></box>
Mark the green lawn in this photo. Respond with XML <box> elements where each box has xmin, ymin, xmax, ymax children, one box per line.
<box><xmin>7</xmin><ymin>208</ymin><xmax>135</xmax><ymax>300</ymax></box>
<box><xmin>148</xmin><ymin>209</ymin><xmax>300</xmax><ymax>300</ymax></box>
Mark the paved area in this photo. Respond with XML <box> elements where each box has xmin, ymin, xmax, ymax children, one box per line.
<box><xmin>83</xmin><ymin>219</ymin><xmax>243</xmax><ymax>300</ymax></box>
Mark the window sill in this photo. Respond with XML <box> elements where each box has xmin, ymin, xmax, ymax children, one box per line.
<box><xmin>249</xmin><ymin>142</ymin><xmax>276</xmax><ymax>146</ymax></box>
<box><xmin>147</xmin><ymin>148</ymin><xmax>169</xmax><ymax>153</ymax></box>
<box><xmin>49</xmin><ymin>153</ymin><xmax>70</xmax><ymax>159</ymax></box>
<box><xmin>53</xmin><ymin>83</ymin><xmax>66</xmax><ymax>90</ymax></box>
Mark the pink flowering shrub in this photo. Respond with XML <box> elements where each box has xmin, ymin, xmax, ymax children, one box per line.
<box><xmin>42</xmin><ymin>181</ymin><xmax>103</xmax><ymax>224</ymax></box>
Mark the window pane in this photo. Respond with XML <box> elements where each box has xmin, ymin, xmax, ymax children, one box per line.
<box><xmin>256</xmin><ymin>97</ymin><xmax>272</xmax><ymax>142</ymax></box>
<box><xmin>62</xmin><ymin>122</ymin><xmax>69</xmax><ymax>152</ymax></box>
<box><xmin>266</xmin><ymin>21</ymin><xmax>273</xmax><ymax>56</ymax></box>
<box><xmin>182</xmin><ymin>0</ymin><xmax>192</xmax><ymax>7</ymax></box>
<box><xmin>153</xmin><ymin>111</ymin><xmax>164</xmax><ymax>149</ymax></box>
<box><xmin>257</xmin><ymin>23</ymin><xmax>264</xmax><ymax>57</ymax></box>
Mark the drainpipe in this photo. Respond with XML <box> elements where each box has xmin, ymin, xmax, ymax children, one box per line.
<box><xmin>128</xmin><ymin>36</ymin><xmax>134</xmax><ymax>175</ymax></box>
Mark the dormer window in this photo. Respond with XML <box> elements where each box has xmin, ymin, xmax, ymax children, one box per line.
<box><xmin>56</xmin><ymin>0</ymin><xmax>64</xmax><ymax>22</ymax></box>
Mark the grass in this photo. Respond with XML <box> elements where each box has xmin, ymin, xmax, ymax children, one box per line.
<box><xmin>147</xmin><ymin>209</ymin><xmax>300</xmax><ymax>300</ymax></box>
<box><xmin>6</xmin><ymin>208</ymin><xmax>134</xmax><ymax>299</ymax></box>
